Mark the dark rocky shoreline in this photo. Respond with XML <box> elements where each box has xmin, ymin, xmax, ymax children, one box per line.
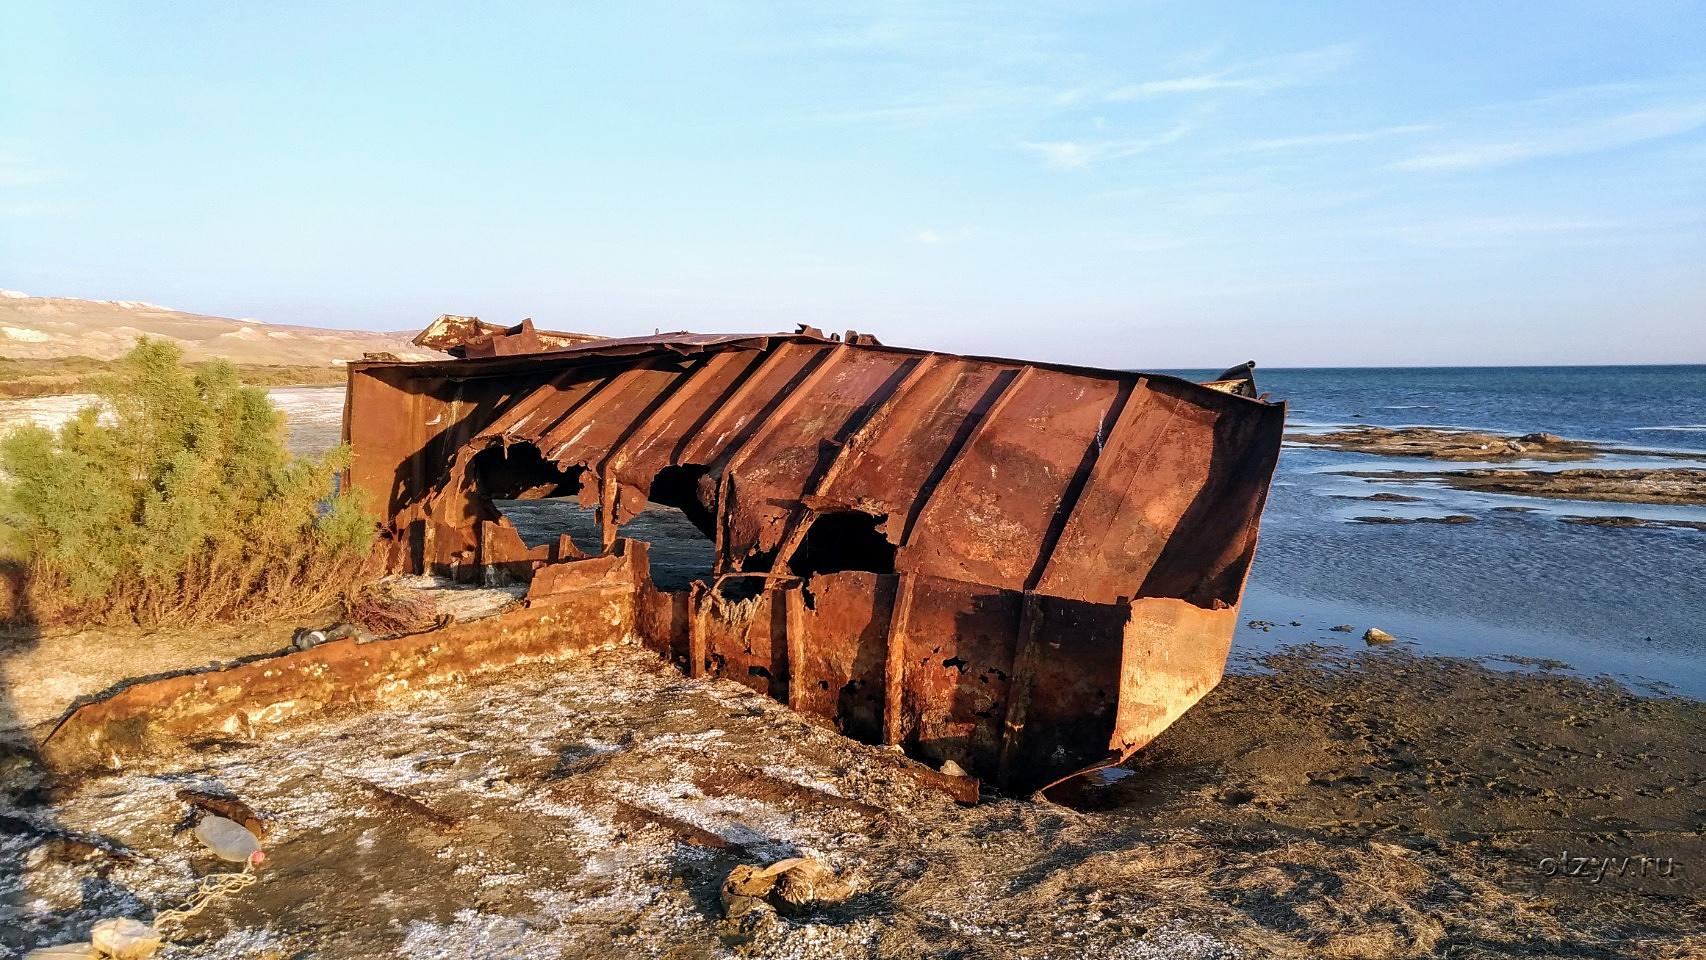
<box><xmin>1339</xmin><ymin>466</ymin><xmax>1706</xmax><ymax>507</ymax></box>
<box><xmin>1288</xmin><ymin>425</ymin><xmax>1700</xmax><ymax>463</ymax></box>
<box><xmin>1288</xmin><ymin>425</ymin><xmax>1706</xmax><ymax>508</ymax></box>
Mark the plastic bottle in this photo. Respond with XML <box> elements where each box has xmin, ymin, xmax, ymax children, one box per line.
<box><xmin>193</xmin><ymin>814</ymin><xmax>265</xmax><ymax>864</ymax></box>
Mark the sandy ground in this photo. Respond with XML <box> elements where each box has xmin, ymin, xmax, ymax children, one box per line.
<box><xmin>0</xmin><ymin>625</ymin><xmax>299</xmax><ymax>738</ymax></box>
<box><xmin>2</xmin><ymin>637</ymin><xmax>1701</xmax><ymax>960</ymax></box>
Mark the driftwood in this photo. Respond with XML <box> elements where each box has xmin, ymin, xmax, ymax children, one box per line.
<box><xmin>693</xmin><ymin>768</ymin><xmax>885</xmax><ymax>819</ymax></box>
<box><xmin>347</xmin><ymin>777</ymin><xmax>461</xmax><ymax>831</ymax></box>
<box><xmin>609</xmin><ymin>800</ymin><xmax>742</xmax><ymax>851</ymax></box>
<box><xmin>871</xmin><ymin>752</ymin><xmax>981</xmax><ymax>805</ymax></box>
<box><xmin>0</xmin><ymin>812</ymin><xmax>135</xmax><ymax>865</ymax></box>
<box><xmin>176</xmin><ymin>788</ymin><xmax>269</xmax><ymax>839</ymax></box>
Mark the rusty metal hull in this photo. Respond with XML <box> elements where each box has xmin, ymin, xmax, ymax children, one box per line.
<box><xmin>343</xmin><ymin>330</ymin><xmax>1284</xmax><ymax>793</ymax></box>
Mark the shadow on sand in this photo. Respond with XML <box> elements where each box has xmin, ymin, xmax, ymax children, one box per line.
<box><xmin>0</xmin><ymin>569</ymin><xmax>148</xmax><ymax>957</ymax></box>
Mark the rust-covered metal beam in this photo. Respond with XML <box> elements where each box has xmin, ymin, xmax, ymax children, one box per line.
<box><xmin>881</xmin><ymin>573</ymin><xmax>918</xmax><ymax>746</ymax></box>
<box><xmin>770</xmin><ymin>353</ymin><xmax>940</xmax><ymax>573</ymax></box>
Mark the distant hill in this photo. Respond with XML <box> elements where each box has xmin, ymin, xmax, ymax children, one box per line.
<box><xmin>0</xmin><ymin>290</ymin><xmax>440</xmax><ymax>366</ymax></box>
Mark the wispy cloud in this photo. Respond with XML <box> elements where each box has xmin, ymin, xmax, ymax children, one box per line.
<box><xmin>1106</xmin><ymin>42</ymin><xmax>1358</xmax><ymax>100</ymax></box>
<box><xmin>1242</xmin><ymin>124</ymin><xmax>1433</xmax><ymax>151</ymax></box>
<box><xmin>913</xmin><ymin>226</ymin><xmax>979</xmax><ymax>245</ymax></box>
<box><xmin>1104</xmin><ymin>181</ymin><xmax>1389</xmax><ymax>220</ymax></box>
<box><xmin>0</xmin><ymin>200</ymin><xmax>53</xmax><ymax>218</ymax></box>
<box><xmin>1164</xmin><ymin>43</ymin><xmax>1225</xmax><ymax>70</ymax></box>
<box><xmin>784</xmin><ymin>7</ymin><xmax>1077</xmax><ymax>127</ymax></box>
<box><xmin>0</xmin><ymin>153</ymin><xmax>60</xmax><ymax>189</ymax></box>
<box><xmin>796</xmin><ymin>8</ymin><xmax>1062</xmax><ymax>60</ymax></box>
<box><xmin>1019</xmin><ymin>123</ymin><xmax>1193</xmax><ymax>169</ymax></box>
<box><xmin>0</xmin><ymin>151</ymin><xmax>59</xmax><ymax>216</ymax></box>
<box><xmin>1393</xmin><ymin>101</ymin><xmax>1706</xmax><ymax>171</ymax></box>
<box><xmin>805</xmin><ymin>83</ymin><xmax>1050</xmax><ymax>127</ymax></box>
<box><xmin>1399</xmin><ymin>216</ymin><xmax>1627</xmax><ymax>246</ymax></box>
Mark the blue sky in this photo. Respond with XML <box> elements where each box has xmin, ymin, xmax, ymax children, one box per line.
<box><xmin>3</xmin><ymin>2</ymin><xmax>1703</xmax><ymax>367</ymax></box>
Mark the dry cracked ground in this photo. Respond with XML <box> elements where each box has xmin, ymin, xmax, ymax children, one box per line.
<box><xmin>2</xmin><ymin>643</ymin><xmax>1702</xmax><ymax>960</ymax></box>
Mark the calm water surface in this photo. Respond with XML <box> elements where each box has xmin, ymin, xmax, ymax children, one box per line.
<box><xmin>1168</xmin><ymin>366</ymin><xmax>1706</xmax><ymax>695</ymax></box>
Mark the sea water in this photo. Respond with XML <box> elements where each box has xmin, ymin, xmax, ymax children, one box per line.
<box><xmin>1167</xmin><ymin>365</ymin><xmax>1706</xmax><ymax>695</ymax></box>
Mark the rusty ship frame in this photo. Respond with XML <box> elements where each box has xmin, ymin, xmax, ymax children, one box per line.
<box><xmin>43</xmin><ymin>320</ymin><xmax>1283</xmax><ymax>796</ymax></box>
<box><xmin>347</xmin><ymin>322</ymin><xmax>1284</xmax><ymax>793</ymax></box>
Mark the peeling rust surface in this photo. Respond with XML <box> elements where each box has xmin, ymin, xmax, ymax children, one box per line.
<box><xmin>44</xmin><ymin>326</ymin><xmax>1283</xmax><ymax>796</ymax></box>
<box><xmin>41</xmin><ymin>547</ymin><xmax>646</xmax><ymax>773</ymax></box>
<box><xmin>338</xmin><ymin>325</ymin><xmax>1286</xmax><ymax>794</ymax></box>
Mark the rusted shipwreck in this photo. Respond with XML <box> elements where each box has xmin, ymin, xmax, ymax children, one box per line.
<box><xmin>43</xmin><ymin>321</ymin><xmax>1283</xmax><ymax>796</ymax></box>
<box><xmin>348</xmin><ymin>323</ymin><xmax>1283</xmax><ymax>792</ymax></box>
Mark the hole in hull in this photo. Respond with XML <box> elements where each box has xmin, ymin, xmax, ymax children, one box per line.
<box><xmin>791</xmin><ymin>511</ymin><xmax>896</xmax><ymax>578</ymax></box>
<box><xmin>472</xmin><ymin>443</ymin><xmax>583</xmax><ymax>500</ymax></box>
<box><xmin>480</xmin><ymin>459</ymin><xmax>719</xmax><ymax>591</ymax></box>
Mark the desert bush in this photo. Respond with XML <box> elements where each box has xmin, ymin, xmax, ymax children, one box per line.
<box><xmin>0</xmin><ymin>338</ymin><xmax>377</xmax><ymax>626</ymax></box>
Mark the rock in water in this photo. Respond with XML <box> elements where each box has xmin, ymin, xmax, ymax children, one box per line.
<box><xmin>1363</xmin><ymin>628</ymin><xmax>1396</xmax><ymax>646</ymax></box>
<box><xmin>1330</xmin><ymin>624</ymin><xmax>1355</xmax><ymax>633</ymax></box>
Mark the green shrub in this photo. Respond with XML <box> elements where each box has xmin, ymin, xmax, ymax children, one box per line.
<box><xmin>0</xmin><ymin>338</ymin><xmax>376</xmax><ymax>626</ymax></box>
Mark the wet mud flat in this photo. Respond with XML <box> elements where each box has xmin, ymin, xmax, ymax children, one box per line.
<box><xmin>4</xmin><ymin>644</ymin><xmax>1702</xmax><ymax>960</ymax></box>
